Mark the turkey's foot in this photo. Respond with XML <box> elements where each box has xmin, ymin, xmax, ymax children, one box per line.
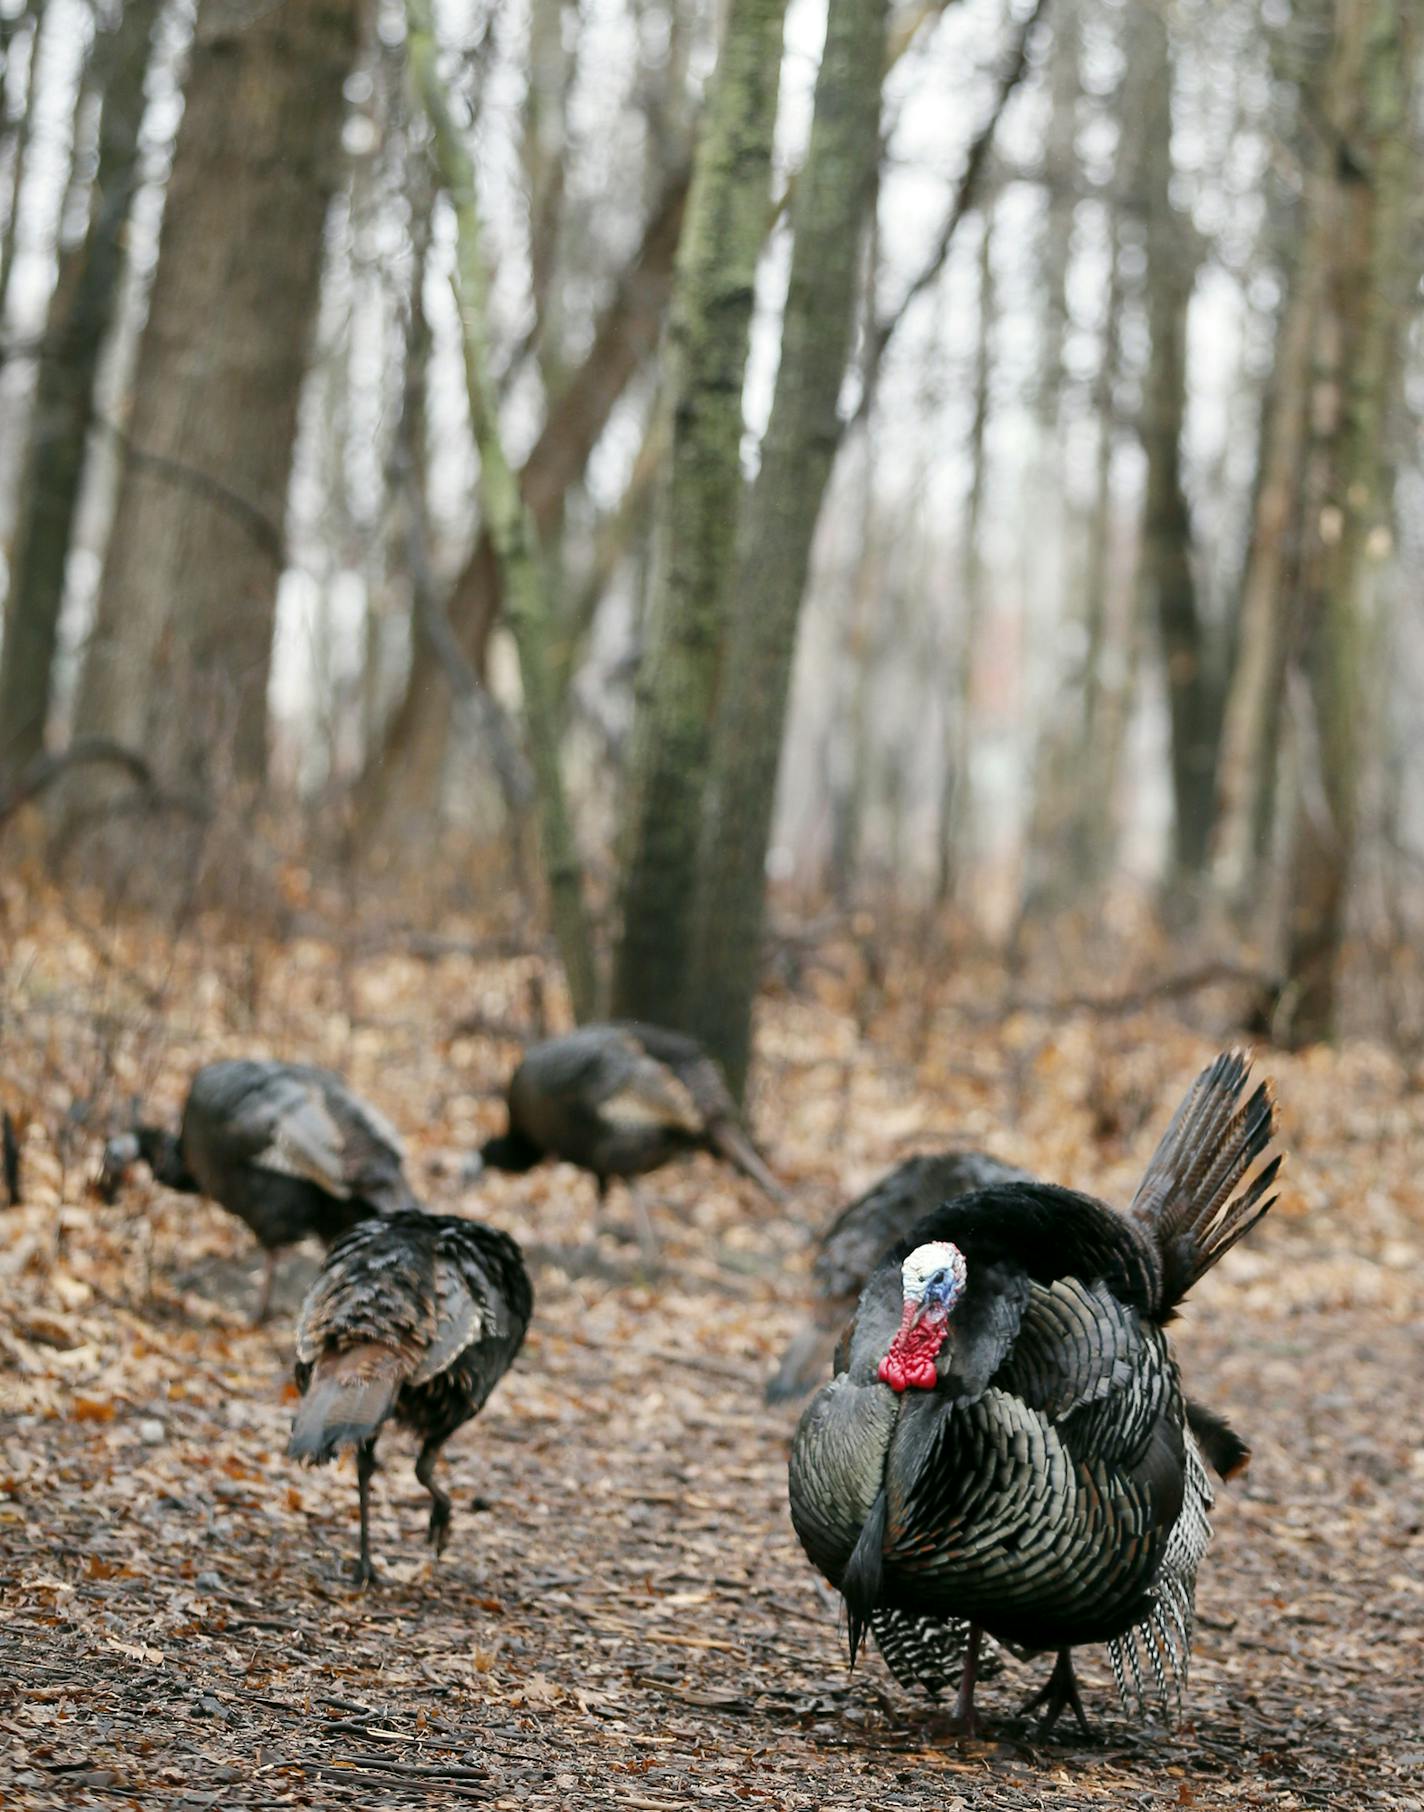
<box><xmin>1019</xmin><ymin>1649</ymin><xmax>1092</xmax><ymax>1737</ymax></box>
<box><xmin>946</xmin><ymin>1623</ymin><xmax>983</xmax><ymax>1737</ymax></box>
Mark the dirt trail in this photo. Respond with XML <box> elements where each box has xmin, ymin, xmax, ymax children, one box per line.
<box><xmin>1</xmin><ymin>933</ymin><xmax>1420</xmax><ymax>1808</ymax></box>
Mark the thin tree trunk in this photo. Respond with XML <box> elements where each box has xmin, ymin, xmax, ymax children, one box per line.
<box><xmin>407</xmin><ymin>0</ymin><xmax>596</xmax><ymax>1020</ymax></box>
<box><xmin>610</xmin><ymin>0</ymin><xmax>789</xmax><ymax>1026</ymax></box>
<box><xmin>935</xmin><ymin>202</ymin><xmax>996</xmax><ymax>907</ymax></box>
<box><xmin>550</xmin><ymin>402</ymin><xmax>668</xmax><ymax>720</ymax></box>
<box><xmin>1070</xmin><ymin>206</ymin><xmax>1123</xmax><ymax>886</ymax></box>
<box><xmin>0</xmin><ymin>0</ymin><xmax>162</xmax><ymax>781</ymax></box>
<box><xmin>1276</xmin><ymin>0</ymin><xmax>1415</xmax><ymax>1045</ymax></box>
<box><xmin>689</xmin><ymin>0</ymin><xmax>888</xmax><ymax>1095</ymax></box>
<box><xmin>1134</xmin><ymin>3</ymin><xmax>1215</xmax><ymax>886</ymax></box>
<box><xmin>73</xmin><ymin>0</ymin><xmax>357</xmax><ymax>792</ymax></box>
<box><xmin>0</xmin><ymin>0</ymin><xmax>47</xmax><ymax>336</ymax></box>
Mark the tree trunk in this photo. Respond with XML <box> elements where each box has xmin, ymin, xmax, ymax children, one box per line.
<box><xmin>353</xmin><ymin>165</ymin><xmax>690</xmax><ymax>838</ymax></box>
<box><xmin>72</xmin><ymin>0</ymin><xmax>357</xmax><ymax>792</ymax></box>
<box><xmin>935</xmin><ymin>202</ymin><xmax>996</xmax><ymax>907</ymax></box>
<box><xmin>688</xmin><ymin>0</ymin><xmax>888</xmax><ymax>1095</ymax></box>
<box><xmin>1133</xmin><ymin>3</ymin><xmax>1216</xmax><ymax>886</ymax></box>
<box><xmin>1209</xmin><ymin>2</ymin><xmax>1335</xmax><ymax>906</ymax></box>
<box><xmin>1276</xmin><ymin>0</ymin><xmax>1415</xmax><ymax>1045</ymax></box>
<box><xmin>407</xmin><ymin>0</ymin><xmax>597</xmax><ymax>1021</ymax></box>
<box><xmin>0</xmin><ymin>0</ymin><xmax>48</xmax><ymax>336</ymax></box>
<box><xmin>610</xmin><ymin>0</ymin><xmax>788</xmax><ymax>1026</ymax></box>
<box><xmin>0</xmin><ymin>0</ymin><xmax>162</xmax><ymax>782</ymax></box>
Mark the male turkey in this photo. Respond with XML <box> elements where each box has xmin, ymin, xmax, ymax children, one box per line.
<box><xmin>99</xmin><ymin>1059</ymin><xmax>414</xmax><ymax>1322</ymax></box>
<box><xmin>766</xmin><ymin>1151</ymin><xmax>1030</xmax><ymax>1403</ymax></box>
<box><xmin>788</xmin><ymin>1051</ymin><xmax>1280</xmax><ymax>1735</ymax></box>
<box><xmin>473</xmin><ymin>1022</ymin><xmax>785</xmax><ymax>1205</ymax></box>
<box><xmin>288</xmin><ymin>1210</ymin><xmax>532</xmax><ymax>1584</ymax></box>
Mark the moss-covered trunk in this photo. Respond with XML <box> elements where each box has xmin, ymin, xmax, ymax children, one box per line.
<box><xmin>687</xmin><ymin>0</ymin><xmax>888</xmax><ymax>1096</ymax></box>
<box><xmin>406</xmin><ymin>0</ymin><xmax>596</xmax><ymax>1021</ymax></box>
<box><xmin>610</xmin><ymin>0</ymin><xmax>788</xmax><ymax>1027</ymax></box>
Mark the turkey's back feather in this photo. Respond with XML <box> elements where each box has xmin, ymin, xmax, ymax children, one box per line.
<box><xmin>289</xmin><ymin>1212</ymin><xmax>531</xmax><ymax>1466</ymax></box>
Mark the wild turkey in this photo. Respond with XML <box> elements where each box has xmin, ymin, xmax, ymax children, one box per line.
<box><xmin>788</xmin><ymin>1050</ymin><xmax>1280</xmax><ymax>1735</ymax></box>
<box><xmin>473</xmin><ymin>1022</ymin><xmax>785</xmax><ymax>1206</ymax></box>
<box><xmin>766</xmin><ymin>1151</ymin><xmax>1031</xmax><ymax>1403</ymax></box>
<box><xmin>98</xmin><ymin>1059</ymin><xmax>414</xmax><ymax>1322</ymax></box>
<box><xmin>288</xmin><ymin>1210</ymin><xmax>532</xmax><ymax>1584</ymax></box>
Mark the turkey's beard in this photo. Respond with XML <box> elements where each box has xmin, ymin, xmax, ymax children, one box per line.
<box><xmin>878</xmin><ymin>1299</ymin><xmax>948</xmax><ymax>1392</ymax></box>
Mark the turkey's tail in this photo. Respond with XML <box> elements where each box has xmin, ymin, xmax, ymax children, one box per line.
<box><xmin>1185</xmin><ymin>1398</ymin><xmax>1251</xmax><ymax>1480</ymax></box>
<box><xmin>708</xmin><ymin>1119</ymin><xmax>787</xmax><ymax>1204</ymax></box>
<box><xmin>288</xmin><ymin>1342</ymin><xmax>408</xmax><ymax>1464</ymax></box>
<box><xmin>1128</xmin><ymin>1049</ymin><xmax>1282</xmax><ymax>1314</ymax></box>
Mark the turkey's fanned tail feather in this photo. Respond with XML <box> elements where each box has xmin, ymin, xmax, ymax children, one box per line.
<box><xmin>1128</xmin><ymin>1050</ymin><xmax>1282</xmax><ymax>1314</ymax></box>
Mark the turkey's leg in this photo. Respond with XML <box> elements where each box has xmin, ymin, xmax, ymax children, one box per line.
<box><xmin>252</xmin><ymin>1249</ymin><xmax>278</xmax><ymax>1326</ymax></box>
<box><xmin>415</xmin><ymin>1437</ymin><xmax>453</xmax><ymax>1556</ymax></box>
<box><xmin>354</xmin><ymin>1439</ymin><xmax>379</xmax><ymax>1586</ymax></box>
<box><xmin>952</xmin><ymin>1622</ymin><xmax>983</xmax><ymax>1736</ymax></box>
<box><xmin>1020</xmin><ymin>1648</ymin><xmax>1091</xmax><ymax>1736</ymax></box>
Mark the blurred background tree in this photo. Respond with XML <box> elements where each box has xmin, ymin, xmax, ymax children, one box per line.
<box><xmin>1</xmin><ymin>0</ymin><xmax>1421</xmax><ymax>1072</ymax></box>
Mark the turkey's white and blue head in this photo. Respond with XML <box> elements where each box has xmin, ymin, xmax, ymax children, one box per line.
<box><xmin>878</xmin><ymin>1240</ymin><xmax>967</xmax><ymax>1393</ymax></box>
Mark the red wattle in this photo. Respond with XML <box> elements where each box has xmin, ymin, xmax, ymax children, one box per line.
<box><xmin>878</xmin><ymin>1301</ymin><xmax>946</xmax><ymax>1392</ymax></box>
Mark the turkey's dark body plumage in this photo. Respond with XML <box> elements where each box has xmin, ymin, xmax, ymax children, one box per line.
<box><xmin>766</xmin><ymin>1151</ymin><xmax>1030</xmax><ymax>1401</ymax></box>
<box><xmin>290</xmin><ymin>1211</ymin><xmax>532</xmax><ymax>1581</ymax></box>
<box><xmin>100</xmin><ymin>1059</ymin><xmax>414</xmax><ymax>1319</ymax></box>
<box><xmin>479</xmin><ymin>1022</ymin><xmax>783</xmax><ymax>1200</ymax></box>
<box><xmin>788</xmin><ymin>1052</ymin><xmax>1281</xmax><ymax>1730</ymax></box>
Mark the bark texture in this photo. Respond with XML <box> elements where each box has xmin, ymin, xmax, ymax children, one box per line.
<box><xmin>1276</xmin><ymin>0</ymin><xmax>1416</xmax><ymax>1044</ymax></box>
<box><xmin>610</xmin><ymin>0</ymin><xmax>789</xmax><ymax>1026</ymax></box>
<box><xmin>0</xmin><ymin>0</ymin><xmax>162</xmax><ymax>781</ymax></box>
<box><xmin>688</xmin><ymin>0</ymin><xmax>888</xmax><ymax>1095</ymax></box>
<box><xmin>72</xmin><ymin>0</ymin><xmax>357</xmax><ymax>789</ymax></box>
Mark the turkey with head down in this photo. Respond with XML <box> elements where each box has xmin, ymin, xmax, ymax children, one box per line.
<box><xmin>98</xmin><ymin>1059</ymin><xmax>414</xmax><ymax>1322</ymax></box>
<box><xmin>472</xmin><ymin>1022</ymin><xmax>784</xmax><ymax>1211</ymax></box>
<box><xmin>288</xmin><ymin>1210</ymin><xmax>532</xmax><ymax>1585</ymax></box>
<box><xmin>787</xmin><ymin>1050</ymin><xmax>1280</xmax><ymax>1737</ymax></box>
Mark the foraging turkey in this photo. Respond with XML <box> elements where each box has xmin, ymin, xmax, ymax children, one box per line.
<box><xmin>766</xmin><ymin>1151</ymin><xmax>1031</xmax><ymax>1403</ymax></box>
<box><xmin>99</xmin><ymin>1059</ymin><xmax>414</xmax><ymax>1322</ymax></box>
<box><xmin>788</xmin><ymin>1051</ymin><xmax>1280</xmax><ymax>1735</ymax></box>
<box><xmin>473</xmin><ymin>1022</ymin><xmax>784</xmax><ymax>1204</ymax></box>
<box><xmin>288</xmin><ymin>1210</ymin><xmax>532</xmax><ymax>1583</ymax></box>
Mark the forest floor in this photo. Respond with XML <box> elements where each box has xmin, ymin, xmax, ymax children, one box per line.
<box><xmin>1</xmin><ymin>883</ymin><xmax>1422</xmax><ymax>1809</ymax></box>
